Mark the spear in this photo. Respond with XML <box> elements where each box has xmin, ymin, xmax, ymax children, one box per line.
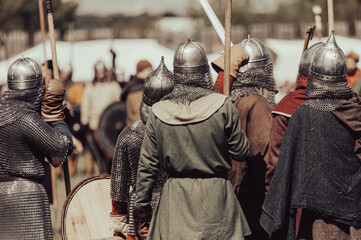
<box><xmin>294</xmin><ymin>25</ymin><xmax>315</xmax><ymax>86</ymax></box>
<box><xmin>39</xmin><ymin>0</ymin><xmax>59</xmax><ymax>206</ymax></box>
<box><xmin>223</xmin><ymin>0</ymin><xmax>232</xmax><ymax>96</ymax></box>
<box><xmin>327</xmin><ymin>0</ymin><xmax>334</xmax><ymax>35</ymax></box>
<box><xmin>38</xmin><ymin>0</ymin><xmax>48</xmax><ymax>81</ymax></box>
<box><xmin>45</xmin><ymin>0</ymin><xmax>60</xmax><ymax>81</ymax></box>
<box><xmin>45</xmin><ymin>0</ymin><xmax>71</xmax><ymax>196</ymax></box>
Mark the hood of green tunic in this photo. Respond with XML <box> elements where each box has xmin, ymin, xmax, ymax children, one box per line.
<box><xmin>152</xmin><ymin>93</ymin><xmax>227</xmax><ymax>125</ymax></box>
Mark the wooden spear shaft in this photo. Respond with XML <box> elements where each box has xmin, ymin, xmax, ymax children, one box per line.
<box><xmin>38</xmin><ymin>0</ymin><xmax>48</xmax><ymax>82</ymax></box>
<box><xmin>45</xmin><ymin>0</ymin><xmax>71</xmax><ymax>197</ymax></box>
<box><xmin>45</xmin><ymin>0</ymin><xmax>60</xmax><ymax>81</ymax></box>
<box><xmin>327</xmin><ymin>0</ymin><xmax>334</xmax><ymax>35</ymax></box>
<box><xmin>223</xmin><ymin>0</ymin><xmax>232</xmax><ymax>96</ymax></box>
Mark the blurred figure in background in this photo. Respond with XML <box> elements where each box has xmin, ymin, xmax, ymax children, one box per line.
<box><xmin>0</xmin><ymin>83</ymin><xmax>8</xmax><ymax>99</ymax></box>
<box><xmin>346</xmin><ymin>51</ymin><xmax>361</xmax><ymax>95</ymax></box>
<box><xmin>61</xmin><ymin>63</ymin><xmax>85</xmax><ymax>177</ymax></box>
<box><xmin>81</xmin><ymin>60</ymin><xmax>121</xmax><ymax>175</ymax></box>
<box><xmin>110</xmin><ymin>48</ymin><xmax>127</xmax><ymax>89</ymax></box>
<box><xmin>121</xmin><ymin>60</ymin><xmax>152</xmax><ymax>126</ymax></box>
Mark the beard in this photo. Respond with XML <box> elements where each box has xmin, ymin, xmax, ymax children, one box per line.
<box><xmin>347</xmin><ymin>68</ymin><xmax>356</xmax><ymax>76</ymax></box>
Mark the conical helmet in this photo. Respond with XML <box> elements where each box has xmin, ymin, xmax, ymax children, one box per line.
<box><xmin>140</xmin><ymin>57</ymin><xmax>174</xmax><ymax>124</ymax></box>
<box><xmin>309</xmin><ymin>32</ymin><xmax>347</xmax><ymax>82</ymax></box>
<box><xmin>239</xmin><ymin>35</ymin><xmax>272</xmax><ymax>72</ymax></box>
<box><xmin>173</xmin><ymin>39</ymin><xmax>208</xmax><ymax>74</ymax></box>
<box><xmin>7</xmin><ymin>57</ymin><xmax>43</xmax><ymax>90</ymax></box>
<box><xmin>298</xmin><ymin>42</ymin><xmax>323</xmax><ymax>78</ymax></box>
<box><xmin>143</xmin><ymin>56</ymin><xmax>174</xmax><ymax>106</ymax></box>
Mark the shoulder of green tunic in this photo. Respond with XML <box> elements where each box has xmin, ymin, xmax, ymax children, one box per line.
<box><xmin>151</xmin><ymin>93</ymin><xmax>228</xmax><ymax>125</ymax></box>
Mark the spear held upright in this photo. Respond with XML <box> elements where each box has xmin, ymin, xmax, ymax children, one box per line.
<box><xmin>45</xmin><ymin>0</ymin><xmax>60</xmax><ymax>81</ymax></box>
<box><xmin>45</xmin><ymin>0</ymin><xmax>71</xmax><ymax>196</ymax></box>
<box><xmin>38</xmin><ymin>0</ymin><xmax>48</xmax><ymax>80</ymax></box>
<box><xmin>223</xmin><ymin>0</ymin><xmax>232</xmax><ymax>96</ymax></box>
<box><xmin>294</xmin><ymin>25</ymin><xmax>316</xmax><ymax>85</ymax></box>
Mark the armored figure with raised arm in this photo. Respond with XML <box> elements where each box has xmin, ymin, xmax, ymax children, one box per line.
<box><xmin>0</xmin><ymin>57</ymin><xmax>74</xmax><ymax>240</ymax></box>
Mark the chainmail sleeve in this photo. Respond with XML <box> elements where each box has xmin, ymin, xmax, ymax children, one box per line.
<box><xmin>111</xmin><ymin>127</ymin><xmax>132</xmax><ymax>203</ymax></box>
<box><xmin>22</xmin><ymin>113</ymin><xmax>72</xmax><ymax>167</ymax></box>
<box><xmin>111</xmin><ymin>121</ymin><xmax>144</xmax><ymax>203</ymax></box>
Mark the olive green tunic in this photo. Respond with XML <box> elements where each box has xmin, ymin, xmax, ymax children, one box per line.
<box><xmin>135</xmin><ymin>93</ymin><xmax>251</xmax><ymax>240</ymax></box>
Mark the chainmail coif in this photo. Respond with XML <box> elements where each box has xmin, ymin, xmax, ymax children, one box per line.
<box><xmin>305</xmin><ymin>78</ymin><xmax>354</xmax><ymax>111</ymax></box>
<box><xmin>230</xmin><ymin>63</ymin><xmax>277</xmax><ymax>105</ymax></box>
<box><xmin>162</xmin><ymin>65</ymin><xmax>215</xmax><ymax>103</ymax></box>
<box><xmin>0</xmin><ymin>85</ymin><xmax>45</xmax><ymax>126</ymax></box>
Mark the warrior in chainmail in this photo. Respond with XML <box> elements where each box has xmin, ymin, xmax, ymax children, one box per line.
<box><xmin>0</xmin><ymin>57</ymin><xmax>73</xmax><ymax>240</ymax></box>
<box><xmin>161</xmin><ymin>40</ymin><xmax>215</xmax><ymax>103</ymax></box>
<box><xmin>133</xmin><ymin>40</ymin><xmax>251</xmax><ymax>240</ymax></box>
<box><xmin>110</xmin><ymin>57</ymin><xmax>173</xmax><ymax>239</ymax></box>
<box><xmin>227</xmin><ymin>36</ymin><xmax>278</xmax><ymax>106</ymax></box>
<box><xmin>264</xmin><ymin>42</ymin><xmax>323</xmax><ymax>238</ymax></box>
<box><xmin>264</xmin><ymin>42</ymin><xmax>324</xmax><ymax>181</ymax></box>
<box><xmin>211</xmin><ymin>37</ymin><xmax>275</xmax><ymax>239</ymax></box>
<box><xmin>260</xmin><ymin>32</ymin><xmax>361</xmax><ymax>239</ymax></box>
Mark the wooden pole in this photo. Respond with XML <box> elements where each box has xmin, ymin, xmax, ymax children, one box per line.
<box><xmin>45</xmin><ymin>0</ymin><xmax>71</xmax><ymax>196</ymax></box>
<box><xmin>45</xmin><ymin>0</ymin><xmax>60</xmax><ymax>81</ymax></box>
<box><xmin>223</xmin><ymin>0</ymin><xmax>232</xmax><ymax>96</ymax></box>
<box><xmin>327</xmin><ymin>0</ymin><xmax>334</xmax><ymax>35</ymax></box>
<box><xmin>294</xmin><ymin>26</ymin><xmax>315</xmax><ymax>89</ymax></box>
<box><xmin>38</xmin><ymin>0</ymin><xmax>49</xmax><ymax>83</ymax></box>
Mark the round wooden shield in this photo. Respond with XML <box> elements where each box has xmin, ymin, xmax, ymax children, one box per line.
<box><xmin>61</xmin><ymin>174</ymin><xmax>121</xmax><ymax>240</ymax></box>
<box><xmin>96</xmin><ymin>101</ymin><xmax>126</xmax><ymax>157</ymax></box>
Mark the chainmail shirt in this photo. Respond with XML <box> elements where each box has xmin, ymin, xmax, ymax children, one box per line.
<box><xmin>305</xmin><ymin>78</ymin><xmax>354</xmax><ymax>111</ymax></box>
<box><xmin>231</xmin><ymin>63</ymin><xmax>277</xmax><ymax>105</ymax></box>
<box><xmin>111</xmin><ymin>120</ymin><xmax>167</xmax><ymax>236</ymax></box>
<box><xmin>0</xmin><ymin>86</ymin><xmax>73</xmax><ymax>240</ymax></box>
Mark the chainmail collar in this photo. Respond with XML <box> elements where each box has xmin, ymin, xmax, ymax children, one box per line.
<box><xmin>161</xmin><ymin>65</ymin><xmax>215</xmax><ymax>104</ymax></box>
<box><xmin>230</xmin><ymin>86</ymin><xmax>276</xmax><ymax>106</ymax></box>
<box><xmin>230</xmin><ymin>86</ymin><xmax>260</xmax><ymax>102</ymax></box>
<box><xmin>305</xmin><ymin>78</ymin><xmax>354</xmax><ymax>111</ymax></box>
<box><xmin>161</xmin><ymin>84</ymin><xmax>215</xmax><ymax>104</ymax></box>
<box><xmin>234</xmin><ymin>62</ymin><xmax>277</xmax><ymax>92</ymax></box>
<box><xmin>231</xmin><ymin>62</ymin><xmax>277</xmax><ymax>105</ymax></box>
<box><xmin>0</xmin><ymin>85</ymin><xmax>45</xmax><ymax>126</ymax></box>
<box><xmin>130</xmin><ymin>119</ymin><xmax>145</xmax><ymax>136</ymax></box>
